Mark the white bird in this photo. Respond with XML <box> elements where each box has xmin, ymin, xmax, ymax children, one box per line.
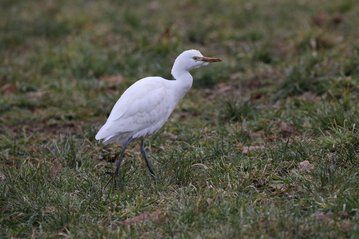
<box><xmin>95</xmin><ymin>49</ymin><xmax>221</xmax><ymax>184</ymax></box>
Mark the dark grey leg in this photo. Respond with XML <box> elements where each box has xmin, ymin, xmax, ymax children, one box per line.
<box><xmin>140</xmin><ymin>139</ymin><xmax>155</xmax><ymax>178</ymax></box>
<box><xmin>104</xmin><ymin>137</ymin><xmax>132</xmax><ymax>189</ymax></box>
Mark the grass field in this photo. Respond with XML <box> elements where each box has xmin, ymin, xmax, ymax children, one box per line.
<box><xmin>1</xmin><ymin>0</ymin><xmax>358</xmax><ymax>238</ymax></box>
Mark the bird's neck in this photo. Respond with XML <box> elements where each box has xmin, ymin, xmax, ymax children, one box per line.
<box><xmin>171</xmin><ymin>68</ymin><xmax>193</xmax><ymax>91</ymax></box>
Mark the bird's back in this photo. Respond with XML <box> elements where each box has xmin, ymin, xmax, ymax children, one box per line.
<box><xmin>95</xmin><ymin>77</ymin><xmax>174</xmax><ymax>145</ymax></box>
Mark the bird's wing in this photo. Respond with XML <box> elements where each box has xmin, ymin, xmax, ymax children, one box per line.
<box><xmin>106</xmin><ymin>77</ymin><xmax>163</xmax><ymax>120</ymax></box>
<box><xmin>96</xmin><ymin>77</ymin><xmax>170</xmax><ymax>140</ymax></box>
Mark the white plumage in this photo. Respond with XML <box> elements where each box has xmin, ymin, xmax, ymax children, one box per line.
<box><xmin>96</xmin><ymin>49</ymin><xmax>221</xmax><ymax>146</ymax></box>
<box><xmin>96</xmin><ymin>76</ymin><xmax>172</xmax><ymax>145</ymax></box>
<box><xmin>96</xmin><ymin>49</ymin><xmax>221</xmax><ymax>182</ymax></box>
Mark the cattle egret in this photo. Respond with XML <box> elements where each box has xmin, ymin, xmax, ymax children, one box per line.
<box><xmin>96</xmin><ymin>49</ymin><xmax>221</xmax><ymax>185</ymax></box>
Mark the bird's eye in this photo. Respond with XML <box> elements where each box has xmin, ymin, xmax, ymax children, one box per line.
<box><xmin>192</xmin><ymin>56</ymin><xmax>200</xmax><ymax>61</ymax></box>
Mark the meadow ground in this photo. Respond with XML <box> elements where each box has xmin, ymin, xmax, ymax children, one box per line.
<box><xmin>0</xmin><ymin>0</ymin><xmax>358</xmax><ymax>238</ymax></box>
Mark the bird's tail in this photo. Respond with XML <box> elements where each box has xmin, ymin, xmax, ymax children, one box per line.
<box><xmin>95</xmin><ymin>124</ymin><xmax>109</xmax><ymax>141</ymax></box>
<box><xmin>95</xmin><ymin>124</ymin><xmax>131</xmax><ymax>146</ymax></box>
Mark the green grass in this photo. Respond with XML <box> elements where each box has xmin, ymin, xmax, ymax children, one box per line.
<box><xmin>1</xmin><ymin>0</ymin><xmax>358</xmax><ymax>238</ymax></box>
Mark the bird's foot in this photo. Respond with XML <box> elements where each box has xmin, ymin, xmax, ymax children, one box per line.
<box><xmin>104</xmin><ymin>170</ymin><xmax>119</xmax><ymax>191</ymax></box>
<box><xmin>149</xmin><ymin>171</ymin><xmax>156</xmax><ymax>180</ymax></box>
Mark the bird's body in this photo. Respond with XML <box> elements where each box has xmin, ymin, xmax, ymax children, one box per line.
<box><xmin>95</xmin><ymin>76</ymin><xmax>191</xmax><ymax>145</ymax></box>
<box><xmin>96</xmin><ymin>49</ymin><xmax>221</xmax><ymax>184</ymax></box>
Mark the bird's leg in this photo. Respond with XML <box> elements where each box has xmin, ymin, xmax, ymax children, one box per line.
<box><xmin>104</xmin><ymin>138</ymin><xmax>132</xmax><ymax>189</ymax></box>
<box><xmin>111</xmin><ymin>152</ymin><xmax>124</xmax><ymax>189</ymax></box>
<box><xmin>140</xmin><ymin>139</ymin><xmax>155</xmax><ymax>178</ymax></box>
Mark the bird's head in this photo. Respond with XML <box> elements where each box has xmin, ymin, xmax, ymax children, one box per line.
<box><xmin>172</xmin><ymin>49</ymin><xmax>222</xmax><ymax>73</ymax></box>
